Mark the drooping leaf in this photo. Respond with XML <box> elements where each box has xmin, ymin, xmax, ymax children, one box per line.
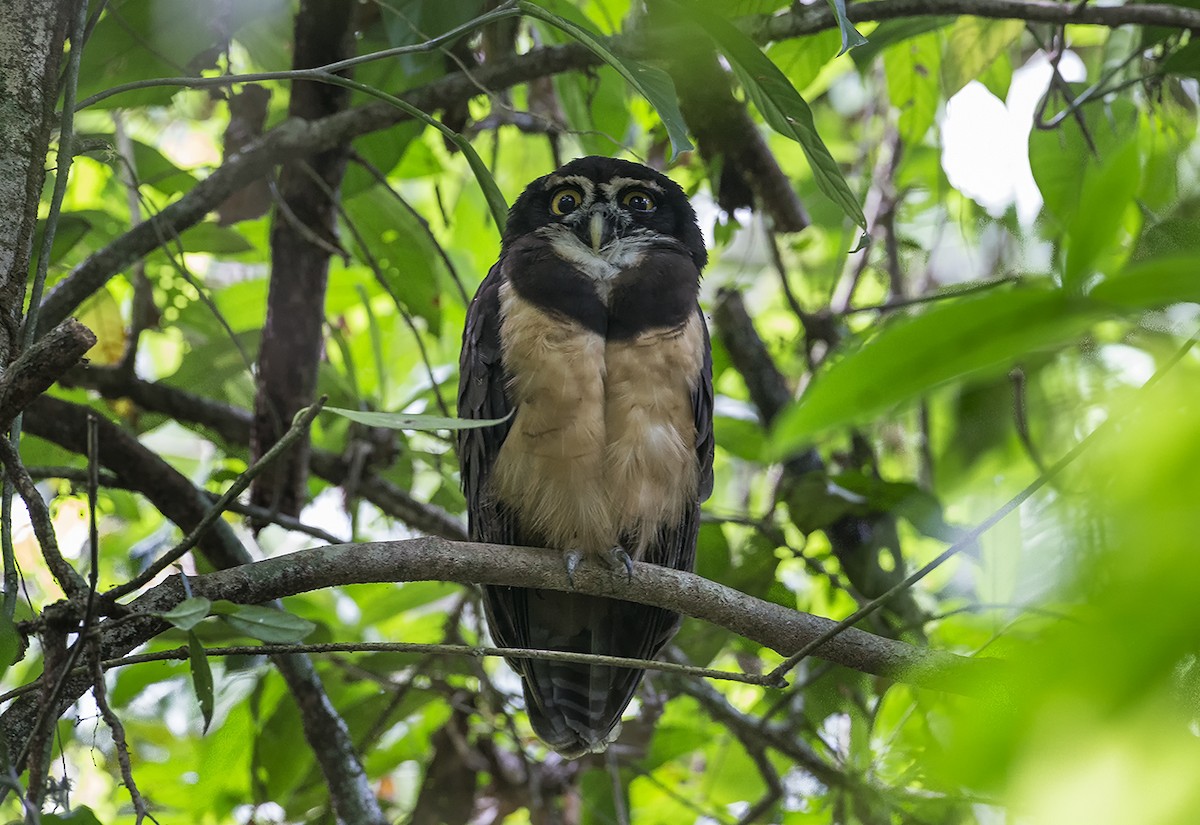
<box><xmin>1163</xmin><ymin>39</ymin><xmax>1200</xmax><ymax>77</ymax></box>
<box><xmin>671</xmin><ymin>0</ymin><xmax>866</xmax><ymax>227</ymax></box>
<box><xmin>824</xmin><ymin>0</ymin><xmax>868</xmax><ymax>54</ymax></box>
<box><xmin>163</xmin><ymin>596</ymin><xmax>213</xmax><ymax>631</ymax></box>
<box><xmin>768</xmin><ymin>285</ymin><xmax>1104</xmax><ymax>456</ymax></box>
<box><xmin>79</xmin><ymin>132</ymin><xmax>198</xmax><ymax>195</ymax></box>
<box><xmin>187</xmin><ymin>630</ymin><xmax>215</xmax><ymax>733</ymax></box>
<box><xmin>323</xmin><ymin>406</ymin><xmax>513</xmax><ymax>431</ymax></box>
<box><xmin>519</xmin><ymin>1</ymin><xmax>694</xmax><ymax>160</ymax></box>
<box><xmin>213</xmin><ymin>602</ymin><xmax>316</xmax><ymax>643</ymax></box>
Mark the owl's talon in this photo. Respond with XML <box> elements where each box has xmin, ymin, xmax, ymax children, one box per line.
<box><xmin>604</xmin><ymin>546</ymin><xmax>634</xmax><ymax>582</ymax></box>
<box><xmin>563</xmin><ymin>549</ymin><xmax>585</xmax><ymax>589</ymax></box>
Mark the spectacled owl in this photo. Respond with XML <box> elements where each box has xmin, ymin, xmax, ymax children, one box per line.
<box><xmin>458</xmin><ymin>156</ymin><xmax>713</xmax><ymax>757</ymax></box>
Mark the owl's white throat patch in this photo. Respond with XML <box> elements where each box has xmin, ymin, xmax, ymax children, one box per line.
<box><xmin>537</xmin><ymin>224</ymin><xmax>655</xmax><ymax>302</ymax></box>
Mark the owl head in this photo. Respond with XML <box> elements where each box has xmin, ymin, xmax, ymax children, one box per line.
<box><xmin>501</xmin><ymin>156</ymin><xmax>707</xmax><ymax>271</ymax></box>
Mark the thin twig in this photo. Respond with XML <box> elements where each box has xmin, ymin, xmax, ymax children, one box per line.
<box><xmin>0</xmin><ymin>639</ymin><xmax>776</xmax><ymax>707</ymax></box>
<box><xmin>89</xmin><ymin>650</ymin><xmax>157</xmax><ymax>824</ymax></box>
<box><xmin>0</xmin><ymin>438</ymin><xmax>86</xmax><ymax>597</ymax></box>
<box><xmin>104</xmin><ymin>398</ymin><xmax>327</xmax><ymax>600</ymax></box>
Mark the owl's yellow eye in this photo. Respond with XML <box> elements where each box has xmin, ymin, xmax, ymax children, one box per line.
<box><xmin>550</xmin><ymin>187</ymin><xmax>584</xmax><ymax>216</ymax></box>
<box><xmin>621</xmin><ymin>189</ymin><xmax>656</xmax><ymax>213</ymax></box>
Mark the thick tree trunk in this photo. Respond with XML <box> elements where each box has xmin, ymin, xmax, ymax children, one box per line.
<box><xmin>0</xmin><ymin>0</ymin><xmax>76</xmax><ymax>366</ymax></box>
<box><xmin>250</xmin><ymin>0</ymin><xmax>355</xmax><ymax>520</ymax></box>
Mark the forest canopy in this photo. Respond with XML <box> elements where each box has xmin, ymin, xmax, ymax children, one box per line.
<box><xmin>2</xmin><ymin>0</ymin><xmax>1200</xmax><ymax>823</ymax></box>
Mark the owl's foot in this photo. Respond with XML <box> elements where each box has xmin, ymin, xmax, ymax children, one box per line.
<box><xmin>564</xmin><ymin>549</ymin><xmax>585</xmax><ymax>589</ymax></box>
<box><xmin>562</xmin><ymin>547</ymin><xmax>634</xmax><ymax>588</ymax></box>
<box><xmin>601</xmin><ymin>546</ymin><xmax>634</xmax><ymax>582</ymax></box>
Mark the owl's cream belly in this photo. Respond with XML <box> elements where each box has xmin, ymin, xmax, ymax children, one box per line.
<box><xmin>491</xmin><ymin>282</ymin><xmax>700</xmax><ymax>557</ymax></box>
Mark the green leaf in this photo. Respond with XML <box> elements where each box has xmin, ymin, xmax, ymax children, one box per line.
<box><xmin>214</xmin><ymin>603</ymin><xmax>316</xmax><ymax>643</ymax></box>
<box><xmin>1063</xmin><ymin>138</ymin><xmax>1141</xmax><ymax>289</ymax></box>
<box><xmin>713</xmin><ymin>415</ymin><xmax>766</xmax><ymax>462</ymax></box>
<box><xmin>343</xmin><ymin>187</ymin><xmax>447</xmax><ymax>335</ymax></box>
<box><xmin>42</xmin><ymin>807</ymin><xmax>104</xmax><ymax>825</ymax></box>
<box><xmin>187</xmin><ymin>630</ymin><xmax>215</xmax><ymax>733</ymax></box>
<box><xmin>1090</xmin><ymin>256</ymin><xmax>1200</xmax><ymax>309</ymax></box>
<box><xmin>1132</xmin><ymin>217</ymin><xmax>1200</xmax><ymax>263</ymax></box>
<box><xmin>173</xmin><ymin>222</ymin><xmax>256</xmax><ymax>255</ymax></box>
<box><xmin>885</xmin><ymin>32</ymin><xmax>940</xmax><ymax>146</ymax></box>
<box><xmin>824</xmin><ymin>0</ymin><xmax>868</xmax><ymax>54</ymax></box>
<box><xmin>850</xmin><ymin>17</ymin><xmax>953</xmax><ymax>68</ymax></box>
<box><xmin>942</xmin><ymin>17</ymin><xmax>1024</xmax><ymax>98</ymax></box>
<box><xmin>323</xmin><ymin>405</ymin><xmax>513</xmax><ymax>431</ymax></box>
<box><xmin>30</xmin><ymin>213</ymin><xmax>92</xmax><ymax>271</ymax></box>
<box><xmin>1164</xmin><ymin>39</ymin><xmax>1200</xmax><ymax>77</ymax></box>
<box><xmin>0</xmin><ymin>613</ymin><xmax>19</xmax><ymax>681</ymax></box>
<box><xmin>672</xmin><ymin>0</ymin><xmax>866</xmax><ymax>227</ymax></box>
<box><xmin>768</xmin><ymin>286</ymin><xmax>1104</xmax><ymax>455</ymax></box>
<box><xmin>518</xmin><ymin>1</ymin><xmax>694</xmax><ymax>160</ymax></box>
<box><xmin>1029</xmin><ymin>99</ymin><xmax>1138</xmax><ymax>229</ymax></box>
<box><xmin>162</xmin><ymin>596</ymin><xmax>213</xmax><ymax>631</ymax></box>
<box><xmin>79</xmin><ymin>132</ymin><xmax>198</xmax><ymax>195</ymax></box>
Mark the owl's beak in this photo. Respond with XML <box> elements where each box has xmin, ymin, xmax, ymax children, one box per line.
<box><xmin>588</xmin><ymin>212</ymin><xmax>607</xmax><ymax>252</ymax></box>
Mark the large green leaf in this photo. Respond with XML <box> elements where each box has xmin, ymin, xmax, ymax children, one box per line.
<box><xmin>519</xmin><ymin>1</ymin><xmax>694</xmax><ymax>159</ymax></box>
<box><xmin>768</xmin><ymin>285</ymin><xmax>1104</xmax><ymax>456</ymax></box>
<box><xmin>671</xmin><ymin>0</ymin><xmax>866</xmax><ymax>227</ymax></box>
<box><xmin>850</xmin><ymin>17</ymin><xmax>953</xmax><ymax>68</ymax></box>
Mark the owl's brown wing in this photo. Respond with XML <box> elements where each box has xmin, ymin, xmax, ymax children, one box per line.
<box><xmin>457</xmin><ymin>262</ymin><xmax>518</xmax><ymax>547</ymax></box>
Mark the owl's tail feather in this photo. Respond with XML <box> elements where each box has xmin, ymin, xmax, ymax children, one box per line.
<box><xmin>493</xmin><ymin>590</ymin><xmax>679</xmax><ymax>758</ymax></box>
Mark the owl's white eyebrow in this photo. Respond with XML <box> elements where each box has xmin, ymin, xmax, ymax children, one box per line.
<box><xmin>544</xmin><ymin>175</ymin><xmax>593</xmax><ymax>195</ymax></box>
<box><xmin>601</xmin><ymin>177</ymin><xmax>665</xmax><ymax>199</ymax></box>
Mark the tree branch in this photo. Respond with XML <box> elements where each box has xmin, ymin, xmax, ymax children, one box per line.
<box><xmin>0</xmin><ymin>318</ymin><xmax>94</xmax><ymax>429</ymax></box>
<box><xmin>753</xmin><ymin>0</ymin><xmax>1200</xmax><ymax>40</ymax></box>
<box><xmin>0</xmin><ymin>539</ymin><xmax>1002</xmax><ymax>768</ymax></box>
<box><xmin>123</xmin><ymin>538</ymin><xmax>1003</xmax><ymax>697</ymax></box>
